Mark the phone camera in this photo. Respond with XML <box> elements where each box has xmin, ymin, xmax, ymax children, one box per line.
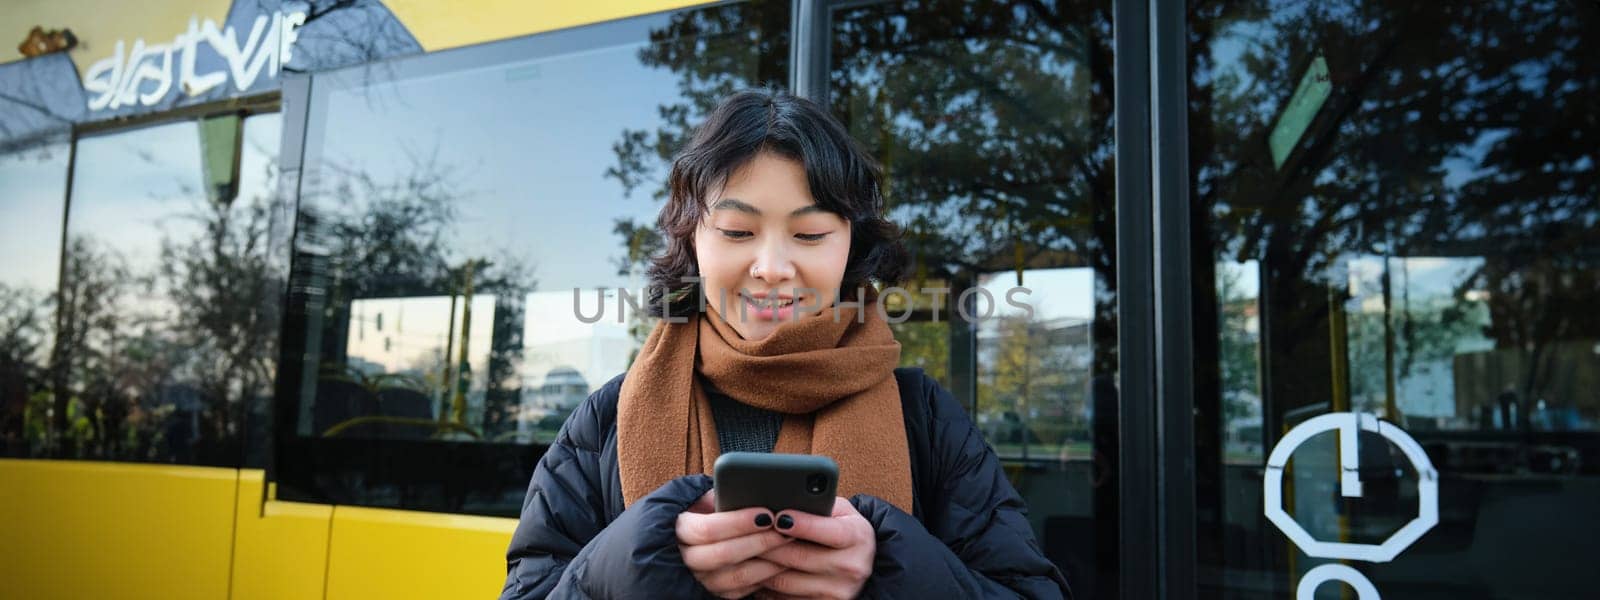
<box><xmin>806</xmin><ymin>474</ymin><xmax>828</xmax><ymax>495</ymax></box>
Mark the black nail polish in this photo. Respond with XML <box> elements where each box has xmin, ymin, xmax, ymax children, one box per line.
<box><xmin>776</xmin><ymin>514</ymin><xmax>794</xmax><ymax>530</ymax></box>
<box><xmin>755</xmin><ymin>513</ymin><xmax>772</xmax><ymax>528</ymax></box>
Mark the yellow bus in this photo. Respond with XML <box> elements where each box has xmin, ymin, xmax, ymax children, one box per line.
<box><xmin>3</xmin><ymin>0</ymin><xmax>1596</xmax><ymax>598</ymax></box>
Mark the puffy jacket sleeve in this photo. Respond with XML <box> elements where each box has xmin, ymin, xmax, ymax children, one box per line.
<box><xmin>500</xmin><ymin>386</ymin><xmax>614</xmax><ymax>599</ymax></box>
<box><xmin>849</xmin><ymin>374</ymin><xmax>1072</xmax><ymax>599</ymax></box>
<box><xmin>500</xmin><ymin>381</ymin><xmax>711</xmax><ymax>599</ymax></box>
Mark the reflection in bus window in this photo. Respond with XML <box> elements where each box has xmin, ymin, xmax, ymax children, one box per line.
<box><xmin>0</xmin><ymin>140</ymin><xmax>68</xmax><ymax>458</ymax></box>
<box><xmin>828</xmin><ymin>0</ymin><xmax>1117</xmax><ymax>593</ymax></box>
<box><xmin>284</xmin><ymin>2</ymin><xmax>788</xmax><ymax>459</ymax></box>
<box><xmin>310</xmin><ymin>295</ymin><xmax>494</xmax><ymax>440</ymax></box>
<box><xmin>976</xmin><ymin>268</ymin><xmax>1097</xmax><ymax>464</ymax></box>
<box><xmin>1191</xmin><ymin>0</ymin><xmax>1598</xmax><ymax>595</ymax></box>
<box><xmin>24</xmin><ymin>113</ymin><xmax>283</xmax><ymax>467</ymax></box>
<box><xmin>1216</xmin><ymin>260</ymin><xmax>1263</xmax><ymax>463</ymax></box>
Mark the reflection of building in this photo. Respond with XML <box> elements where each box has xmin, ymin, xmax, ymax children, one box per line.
<box><xmin>515</xmin><ymin>366</ymin><xmax>590</xmax><ymax>440</ymax></box>
<box><xmin>1454</xmin><ymin>342</ymin><xmax>1600</xmax><ymax>431</ymax></box>
<box><xmin>515</xmin><ymin>289</ymin><xmax>638</xmax><ymax>419</ymax></box>
<box><xmin>521</xmin><ymin>366</ymin><xmax>589</xmax><ymax>411</ymax></box>
<box><xmin>975</xmin><ymin>313</ymin><xmax>1094</xmax><ymax>448</ymax></box>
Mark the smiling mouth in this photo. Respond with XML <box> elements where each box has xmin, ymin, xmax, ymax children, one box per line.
<box><xmin>743</xmin><ymin>294</ymin><xmax>797</xmax><ymax>308</ymax></box>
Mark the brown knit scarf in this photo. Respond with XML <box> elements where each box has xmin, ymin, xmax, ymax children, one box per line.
<box><xmin>617</xmin><ymin>288</ymin><xmax>913</xmax><ymax>513</ymax></box>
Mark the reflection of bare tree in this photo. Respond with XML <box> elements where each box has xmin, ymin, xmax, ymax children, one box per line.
<box><xmin>1469</xmin><ymin>258</ymin><xmax>1600</xmax><ymax>417</ymax></box>
<box><xmin>0</xmin><ymin>284</ymin><xmax>49</xmax><ymax>454</ymax></box>
<box><xmin>1214</xmin><ymin>266</ymin><xmax>1260</xmax><ymax>424</ymax></box>
<box><xmin>609</xmin><ymin>1</ymin><xmax>1112</xmax><ymax>274</ymax></box>
<box><xmin>828</xmin><ymin>1</ymin><xmax>1113</xmax><ymax>277</ymax></box>
<box><xmin>1190</xmin><ymin>0</ymin><xmax>1599</xmax><ymax>423</ymax></box>
<box><xmin>243</xmin><ymin>0</ymin><xmax>420</xmax><ymax>88</ymax></box>
<box><xmin>604</xmin><ymin>1</ymin><xmax>788</xmax><ymax>274</ymax></box>
<box><xmin>159</xmin><ymin>163</ymin><xmax>283</xmax><ymax>461</ymax></box>
<box><xmin>982</xmin><ymin>313</ymin><xmax>1093</xmax><ymax>456</ymax></box>
<box><xmin>1191</xmin><ymin>4</ymin><xmax>1599</xmax><ymax>592</ymax></box>
<box><xmin>596</xmin><ymin>2</ymin><xmax>790</xmax><ymax>357</ymax></box>
<box><xmin>24</xmin><ymin>123</ymin><xmax>286</xmax><ymax>463</ymax></box>
<box><xmin>46</xmin><ymin>236</ymin><xmax>133</xmax><ymax>458</ymax></box>
<box><xmin>297</xmin><ymin>149</ymin><xmax>537</xmax><ymax>439</ymax></box>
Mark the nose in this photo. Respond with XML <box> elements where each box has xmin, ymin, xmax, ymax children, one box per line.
<box><xmin>750</xmin><ymin>239</ymin><xmax>796</xmax><ymax>284</ymax></box>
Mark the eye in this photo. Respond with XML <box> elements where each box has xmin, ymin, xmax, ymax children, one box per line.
<box><xmin>796</xmin><ymin>232</ymin><xmax>830</xmax><ymax>242</ymax></box>
<box><xmin>718</xmin><ymin>228</ymin><xmax>752</xmax><ymax>240</ymax></box>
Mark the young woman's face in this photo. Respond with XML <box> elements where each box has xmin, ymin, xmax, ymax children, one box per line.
<box><xmin>694</xmin><ymin>152</ymin><xmax>852</xmax><ymax>341</ymax></box>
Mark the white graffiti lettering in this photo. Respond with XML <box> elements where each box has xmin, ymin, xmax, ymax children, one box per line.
<box><xmin>83</xmin><ymin>11</ymin><xmax>306</xmax><ymax>111</ymax></box>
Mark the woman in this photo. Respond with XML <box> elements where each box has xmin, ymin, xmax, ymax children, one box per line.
<box><xmin>501</xmin><ymin>89</ymin><xmax>1070</xmax><ymax>599</ymax></box>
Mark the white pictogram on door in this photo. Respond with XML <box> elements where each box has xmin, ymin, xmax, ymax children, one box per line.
<box><xmin>1263</xmin><ymin>412</ymin><xmax>1438</xmax><ymax>599</ymax></box>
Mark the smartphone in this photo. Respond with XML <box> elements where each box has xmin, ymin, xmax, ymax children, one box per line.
<box><xmin>713</xmin><ymin>452</ymin><xmax>839</xmax><ymax>516</ymax></box>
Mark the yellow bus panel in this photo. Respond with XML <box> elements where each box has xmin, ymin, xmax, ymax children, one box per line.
<box><xmin>384</xmin><ymin>0</ymin><xmax>720</xmax><ymax>52</ymax></box>
<box><xmin>230</xmin><ymin>469</ymin><xmax>334</xmax><ymax>600</ymax></box>
<box><xmin>0</xmin><ymin>459</ymin><xmax>236</xmax><ymax>600</ymax></box>
<box><xmin>324</xmin><ymin>504</ymin><xmax>518</xmax><ymax>599</ymax></box>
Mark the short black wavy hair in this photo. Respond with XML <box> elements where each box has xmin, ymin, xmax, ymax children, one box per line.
<box><xmin>644</xmin><ymin>88</ymin><xmax>909</xmax><ymax>318</ymax></box>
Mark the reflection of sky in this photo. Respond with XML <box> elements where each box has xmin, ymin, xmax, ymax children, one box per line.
<box><xmin>1218</xmin><ymin>260</ymin><xmax>1261</xmax><ymax>300</ymax></box>
<box><xmin>1344</xmin><ymin>255</ymin><xmax>1495</xmax><ymax>418</ymax></box>
<box><xmin>521</xmin><ymin>288</ymin><xmax>639</xmax><ymax>392</ymax></box>
<box><xmin>0</xmin><ymin>115</ymin><xmax>282</xmax><ymax>300</ymax></box>
<box><xmin>344</xmin><ymin>288</ymin><xmax>643</xmax><ymax>394</ymax></box>
<box><xmin>59</xmin><ymin>114</ymin><xmax>284</xmax><ymax>322</ymax></box>
<box><xmin>239</xmin><ymin>114</ymin><xmax>283</xmax><ymax>206</ymax></box>
<box><xmin>314</xmin><ymin>30</ymin><xmax>679</xmax><ymax>295</ymax></box>
<box><xmin>0</xmin><ymin>142</ymin><xmax>69</xmax><ymax>292</ymax></box>
<box><xmin>68</xmin><ymin>121</ymin><xmax>207</xmax><ymax>320</ymax></box>
<box><xmin>70</xmin><ymin>122</ymin><xmax>207</xmax><ymax>268</ymax></box>
<box><xmin>1347</xmin><ymin>255</ymin><xmax>1486</xmax><ymax>306</ymax></box>
<box><xmin>347</xmin><ymin>295</ymin><xmax>496</xmax><ymax>381</ymax></box>
<box><xmin>976</xmin><ymin>267</ymin><xmax>1095</xmax><ymax>322</ymax></box>
<box><xmin>526</xmin><ymin>287</ymin><xmax>637</xmax><ymax>344</ymax></box>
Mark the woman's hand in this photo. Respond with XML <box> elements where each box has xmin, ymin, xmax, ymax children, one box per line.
<box><xmin>752</xmin><ymin>497</ymin><xmax>876</xmax><ymax>600</ymax></box>
<box><xmin>676</xmin><ymin>491</ymin><xmax>794</xmax><ymax>599</ymax></box>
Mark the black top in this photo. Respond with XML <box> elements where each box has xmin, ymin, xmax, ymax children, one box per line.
<box><xmin>702</xmin><ymin>377</ymin><xmax>782</xmax><ymax>454</ymax></box>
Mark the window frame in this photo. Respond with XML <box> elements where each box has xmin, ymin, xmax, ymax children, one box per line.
<box><xmin>0</xmin><ymin>99</ymin><xmax>284</xmax><ymax>467</ymax></box>
<box><xmin>793</xmin><ymin>0</ymin><xmax>1193</xmax><ymax>595</ymax></box>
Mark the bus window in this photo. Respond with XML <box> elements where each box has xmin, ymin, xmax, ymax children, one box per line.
<box><xmin>22</xmin><ymin>111</ymin><xmax>282</xmax><ymax>468</ymax></box>
<box><xmin>826</xmin><ymin>0</ymin><xmax>1118</xmax><ymax>592</ymax></box>
<box><xmin>274</xmin><ymin>0</ymin><xmax>789</xmax><ymax>516</ymax></box>
<box><xmin>1190</xmin><ymin>1</ymin><xmax>1600</xmax><ymax>596</ymax></box>
<box><xmin>0</xmin><ymin>140</ymin><xmax>68</xmax><ymax>459</ymax></box>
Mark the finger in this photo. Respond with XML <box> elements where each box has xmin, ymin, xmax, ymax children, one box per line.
<box><xmin>773</xmin><ymin>508</ymin><xmax>867</xmax><ymax>549</ymax></box>
<box><xmin>755</xmin><ymin>540</ymin><xmax>831</xmax><ymax>573</ymax></box>
<box><xmin>677</xmin><ymin>507</ymin><xmax>775</xmax><ymax>545</ymax></box>
<box><xmin>830</xmin><ymin>496</ymin><xmax>857</xmax><ymax>517</ymax></box>
<box><xmin>701</xmin><ymin>558</ymin><xmax>785</xmax><ymax>596</ymax></box>
<box><xmin>763</xmin><ymin>569</ymin><xmax>848</xmax><ymax>599</ymax></box>
<box><xmin>681</xmin><ymin>531</ymin><xmax>792</xmax><ymax>572</ymax></box>
<box><xmin>686</xmin><ymin>490</ymin><xmax>716</xmax><ymax>515</ymax></box>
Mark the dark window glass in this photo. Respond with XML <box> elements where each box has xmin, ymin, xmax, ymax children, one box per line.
<box><xmin>0</xmin><ymin>140</ymin><xmax>68</xmax><ymax>458</ymax></box>
<box><xmin>830</xmin><ymin>0</ymin><xmax>1117</xmax><ymax>595</ymax></box>
<box><xmin>237</xmin><ymin>114</ymin><xmax>285</xmax><ymax>469</ymax></box>
<box><xmin>277</xmin><ymin>0</ymin><xmax>789</xmax><ymax>515</ymax></box>
<box><xmin>35</xmin><ymin>112</ymin><xmax>283</xmax><ymax>467</ymax></box>
<box><xmin>1190</xmin><ymin>1</ymin><xmax>1599</xmax><ymax>597</ymax></box>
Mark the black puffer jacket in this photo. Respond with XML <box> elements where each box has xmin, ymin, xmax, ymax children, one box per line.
<box><xmin>500</xmin><ymin>367</ymin><xmax>1071</xmax><ymax>599</ymax></box>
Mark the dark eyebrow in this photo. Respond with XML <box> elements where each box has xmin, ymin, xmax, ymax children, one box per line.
<box><xmin>710</xmin><ymin>197</ymin><xmax>827</xmax><ymax>217</ymax></box>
